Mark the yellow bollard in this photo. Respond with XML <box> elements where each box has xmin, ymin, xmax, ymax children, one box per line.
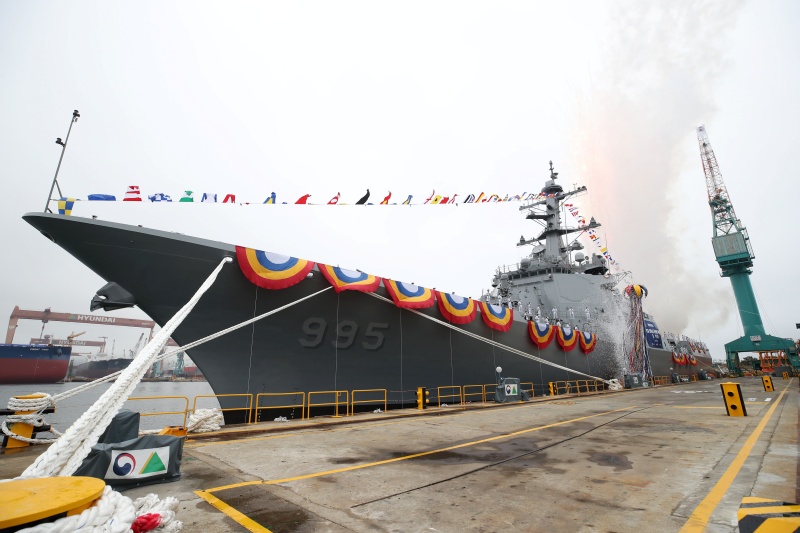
<box><xmin>720</xmin><ymin>382</ymin><xmax>747</xmax><ymax>417</ymax></box>
<box><xmin>548</xmin><ymin>382</ymin><xmax>555</xmax><ymax>396</ymax></box>
<box><xmin>416</xmin><ymin>387</ymin><xmax>429</xmax><ymax>410</ymax></box>
<box><xmin>761</xmin><ymin>376</ymin><xmax>774</xmax><ymax>392</ymax></box>
<box><xmin>0</xmin><ymin>477</ymin><xmax>105</xmax><ymax>530</ymax></box>
<box><xmin>3</xmin><ymin>394</ymin><xmax>50</xmax><ymax>449</ymax></box>
<box><xmin>782</xmin><ymin>372</ymin><xmax>789</xmax><ymax>380</ymax></box>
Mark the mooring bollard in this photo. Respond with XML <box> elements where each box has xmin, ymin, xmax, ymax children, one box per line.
<box><xmin>720</xmin><ymin>382</ymin><xmax>747</xmax><ymax>417</ymax></box>
<box><xmin>761</xmin><ymin>375</ymin><xmax>774</xmax><ymax>392</ymax></box>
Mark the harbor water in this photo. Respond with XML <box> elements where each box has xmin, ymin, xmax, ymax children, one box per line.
<box><xmin>0</xmin><ymin>381</ymin><xmax>216</xmax><ymax>432</ymax></box>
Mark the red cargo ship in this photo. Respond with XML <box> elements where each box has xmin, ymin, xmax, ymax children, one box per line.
<box><xmin>0</xmin><ymin>344</ymin><xmax>72</xmax><ymax>384</ymax></box>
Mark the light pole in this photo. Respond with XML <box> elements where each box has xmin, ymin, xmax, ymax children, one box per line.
<box><xmin>44</xmin><ymin>109</ymin><xmax>80</xmax><ymax>213</ymax></box>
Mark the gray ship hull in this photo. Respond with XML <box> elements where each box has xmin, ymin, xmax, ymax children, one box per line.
<box><xmin>24</xmin><ymin>213</ymin><xmax>708</xmax><ymax>422</ymax></box>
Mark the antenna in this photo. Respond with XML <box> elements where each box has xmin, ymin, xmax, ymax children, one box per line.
<box><xmin>44</xmin><ymin>110</ymin><xmax>80</xmax><ymax>213</ymax></box>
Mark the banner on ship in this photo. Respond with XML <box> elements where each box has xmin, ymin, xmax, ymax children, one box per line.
<box><xmin>236</xmin><ymin>246</ymin><xmax>315</xmax><ymax>290</ymax></box>
<box><xmin>643</xmin><ymin>319</ymin><xmax>664</xmax><ymax>350</ymax></box>
<box><xmin>478</xmin><ymin>301</ymin><xmax>513</xmax><ymax>332</ymax></box>
<box><xmin>436</xmin><ymin>292</ymin><xmax>477</xmax><ymax>324</ymax></box>
<box><xmin>318</xmin><ymin>264</ymin><xmax>381</xmax><ymax>293</ymax></box>
<box><xmin>383</xmin><ymin>280</ymin><xmax>435</xmax><ymax>309</ymax></box>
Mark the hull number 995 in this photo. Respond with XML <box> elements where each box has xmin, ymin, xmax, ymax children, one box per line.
<box><xmin>299</xmin><ymin>318</ymin><xmax>389</xmax><ymax>350</ymax></box>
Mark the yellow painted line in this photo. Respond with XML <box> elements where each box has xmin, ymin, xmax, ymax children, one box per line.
<box><xmin>679</xmin><ymin>380</ymin><xmax>792</xmax><ymax>532</ymax></box>
<box><xmin>203</xmin><ymin>405</ymin><xmax>637</xmax><ymax>493</ymax></box>
<box><xmin>194</xmin><ymin>489</ymin><xmax>272</xmax><ymax>533</ymax></box>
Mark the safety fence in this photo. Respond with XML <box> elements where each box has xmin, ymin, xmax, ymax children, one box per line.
<box><xmin>652</xmin><ymin>376</ymin><xmax>671</xmax><ymax>385</ymax></box>
<box><xmin>547</xmin><ymin>380</ymin><xmax>606</xmax><ymax>396</ymax></box>
<box><xmin>129</xmin><ymin>375</ymin><xmax>679</xmax><ymax>428</ymax></box>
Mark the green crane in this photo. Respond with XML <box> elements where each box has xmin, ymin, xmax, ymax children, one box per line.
<box><xmin>697</xmin><ymin>125</ymin><xmax>798</xmax><ymax>375</ymax></box>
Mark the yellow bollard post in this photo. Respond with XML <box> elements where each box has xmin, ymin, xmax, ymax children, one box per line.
<box><xmin>720</xmin><ymin>382</ymin><xmax>747</xmax><ymax>417</ymax></box>
<box><xmin>761</xmin><ymin>376</ymin><xmax>774</xmax><ymax>392</ymax></box>
<box><xmin>548</xmin><ymin>382</ymin><xmax>555</xmax><ymax>396</ymax></box>
<box><xmin>782</xmin><ymin>372</ymin><xmax>789</xmax><ymax>380</ymax></box>
<box><xmin>416</xmin><ymin>387</ymin><xmax>429</xmax><ymax>410</ymax></box>
<box><xmin>3</xmin><ymin>394</ymin><xmax>51</xmax><ymax>449</ymax></box>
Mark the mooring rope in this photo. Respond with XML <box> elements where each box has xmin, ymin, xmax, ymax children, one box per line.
<box><xmin>2</xmin><ymin>285</ymin><xmax>335</xmax><ymax>446</ymax></box>
<box><xmin>20</xmin><ymin>257</ymin><xmax>232</xmax><ymax>478</ymax></box>
<box><xmin>365</xmin><ymin>292</ymin><xmax>610</xmax><ymax>384</ymax></box>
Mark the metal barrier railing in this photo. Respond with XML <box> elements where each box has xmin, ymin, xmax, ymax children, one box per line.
<box><xmin>462</xmin><ymin>385</ymin><xmax>486</xmax><ymax>403</ymax></box>
<box><xmin>307</xmin><ymin>390</ymin><xmax>349</xmax><ymax>418</ymax></box>
<box><xmin>437</xmin><ymin>386</ymin><xmax>463</xmax><ymax>407</ymax></box>
<box><xmin>253</xmin><ymin>392</ymin><xmax>306</xmax><ymax>423</ymax></box>
<box><xmin>548</xmin><ymin>380</ymin><xmax>605</xmax><ymax>396</ymax></box>
<box><xmin>127</xmin><ymin>395</ymin><xmax>190</xmax><ymax>428</ymax></box>
<box><xmin>483</xmin><ymin>384</ymin><xmax>497</xmax><ymax>402</ymax></box>
<box><xmin>652</xmin><ymin>376</ymin><xmax>670</xmax><ymax>386</ymax></box>
<box><xmin>520</xmin><ymin>382</ymin><xmax>534</xmax><ymax>397</ymax></box>
<box><xmin>351</xmin><ymin>389</ymin><xmax>387</xmax><ymax>415</ymax></box>
<box><xmin>193</xmin><ymin>394</ymin><xmax>253</xmax><ymax>425</ymax></box>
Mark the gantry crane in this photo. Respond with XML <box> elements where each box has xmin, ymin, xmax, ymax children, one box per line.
<box><xmin>697</xmin><ymin>125</ymin><xmax>798</xmax><ymax>375</ymax></box>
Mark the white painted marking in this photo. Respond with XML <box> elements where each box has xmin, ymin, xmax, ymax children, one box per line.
<box><xmin>765</xmin><ymin>397</ymin><xmax>772</xmax><ymax>402</ymax></box>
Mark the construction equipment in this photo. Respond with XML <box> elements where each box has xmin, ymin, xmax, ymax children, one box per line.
<box><xmin>66</xmin><ymin>331</ymin><xmax>85</xmax><ymax>345</ymax></box>
<box><xmin>696</xmin><ymin>125</ymin><xmax>798</xmax><ymax>375</ymax></box>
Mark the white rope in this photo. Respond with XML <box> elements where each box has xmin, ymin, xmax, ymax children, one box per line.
<box><xmin>2</xmin><ymin>285</ymin><xmax>334</xmax><ymax>446</ymax></box>
<box><xmin>15</xmin><ymin>485</ymin><xmax>136</xmax><ymax>533</ymax></box>
<box><xmin>19</xmin><ymin>257</ymin><xmax>232</xmax><ymax>479</ymax></box>
<box><xmin>186</xmin><ymin>408</ymin><xmax>224</xmax><ymax>433</ymax></box>
<box><xmin>48</xmin><ymin>285</ymin><xmax>334</xmax><ymax>404</ymax></box>
<box><xmin>12</xmin><ymin>485</ymin><xmax>182</xmax><ymax>533</ymax></box>
<box><xmin>366</xmin><ymin>292</ymin><xmax>611</xmax><ymax>384</ymax></box>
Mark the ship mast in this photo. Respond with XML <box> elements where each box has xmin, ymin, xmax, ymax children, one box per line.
<box><xmin>518</xmin><ymin>162</ymin><xmax>597</xmax><ymax>263</ymax></box>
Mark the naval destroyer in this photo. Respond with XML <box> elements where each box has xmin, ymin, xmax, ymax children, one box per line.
<box><xmin>23</xmin><ymin>163</ymin><xmax>711</xmax><ymax>421</ymax></box>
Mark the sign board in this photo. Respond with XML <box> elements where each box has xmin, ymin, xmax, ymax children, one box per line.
<box><xmin>643</xmin><ymin>319</ymin><xmax>664</xmax><ymax>349</ymax></box>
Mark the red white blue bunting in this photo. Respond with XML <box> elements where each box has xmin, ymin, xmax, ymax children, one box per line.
<box><xmin>687</xmin><ymin>354</ymin><xmax>697</xmax><ymax>366</ymax></box>
<box><xmin>236</xmin><ymin>246</ymin><xmax>315</xmax><ymax>290</ymax></box>
<box><xmin>383</xmin><ymin>280</ymin><xmax>435</xmax><ymax>309</ymax></box>
<box><xmin>478</xmin><ymin>302</ymin><xmax>513</xmax><ymax>332</ymax></box>
<box><xmin>578</xmin><ymin>331</ymin><xmax>597</xmax><ymax>354</ymax></box>
<box><xmin>318</xmin><ymin>264</ymin><xmax>381</xmax><ymax>293</ymax></box>
<box><xmin>528</xmin><ymin>320</ymin><xmax>555</xmax><ymax>349</ymax></box>
<box><xmin>673</xmin><ymin>351</ymin><xmax>687</xmax><ymax>365</ymax></box>
<box><xmin>556</xmin><ymin>324</ymin><xmax>578</xmax><ymax>352</ymax></box>
<box><xmin>435</xmin><ymin>292</ymin><xmax>477</xmax><ymax>324</ymax></box>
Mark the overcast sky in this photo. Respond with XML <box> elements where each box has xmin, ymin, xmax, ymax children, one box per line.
<box><xmin>1</xmin><ymin>1</ymin><xmax>798</xmax><ymax>364</ymax></box>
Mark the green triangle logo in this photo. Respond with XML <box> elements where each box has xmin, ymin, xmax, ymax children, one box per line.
<box><xmin>140</xmin><ymin>451</ymin><xmax>167</xmax><ymax>474</ymax></box>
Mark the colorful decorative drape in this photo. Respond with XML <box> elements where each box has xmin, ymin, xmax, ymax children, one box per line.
<box><xmin>672</xmin><ymin>351</ymin><xmax>687</xmax><ymax>365</ymax></box>
<box><xmin>687</xmin><ymin>354</ymin><xmax>698</xmax><ymax>366</ymax></box>
<box><xmin>435</xmin><ymin>292</ymin><xmax>477</xmax><ymax>324</ymax></box>
<box><xmin>478</xmin><ymin>302</ymin><xmax>513</xmax><ymax>332</ymax></box>
<box><xmin>383</xmin><ymin>280</ymin><xmax>435</xmax><ymax>309</ymax></box>
<box><xmin>236</xmin><ymin>246</ymin><xmax>314</xmax><ymax>290</ymax></box>
<box><xmin>578</xmin><ymin>331</ymin><xmax>597</xmax><ymax>354</ymax></box>
<box><xmin>528</xmin><ymin>320</ymin><xmax>555</xmax><ymax>349</ymax></box>
<box><xmin>556</xmin><ymin>324</ymin><xmax>578</xmax><ymax>352</ymax></box>
<box><xmin>318</xmin><ymin>264</ymin><xmax>381</xmax><ymax>293</ymax></box>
